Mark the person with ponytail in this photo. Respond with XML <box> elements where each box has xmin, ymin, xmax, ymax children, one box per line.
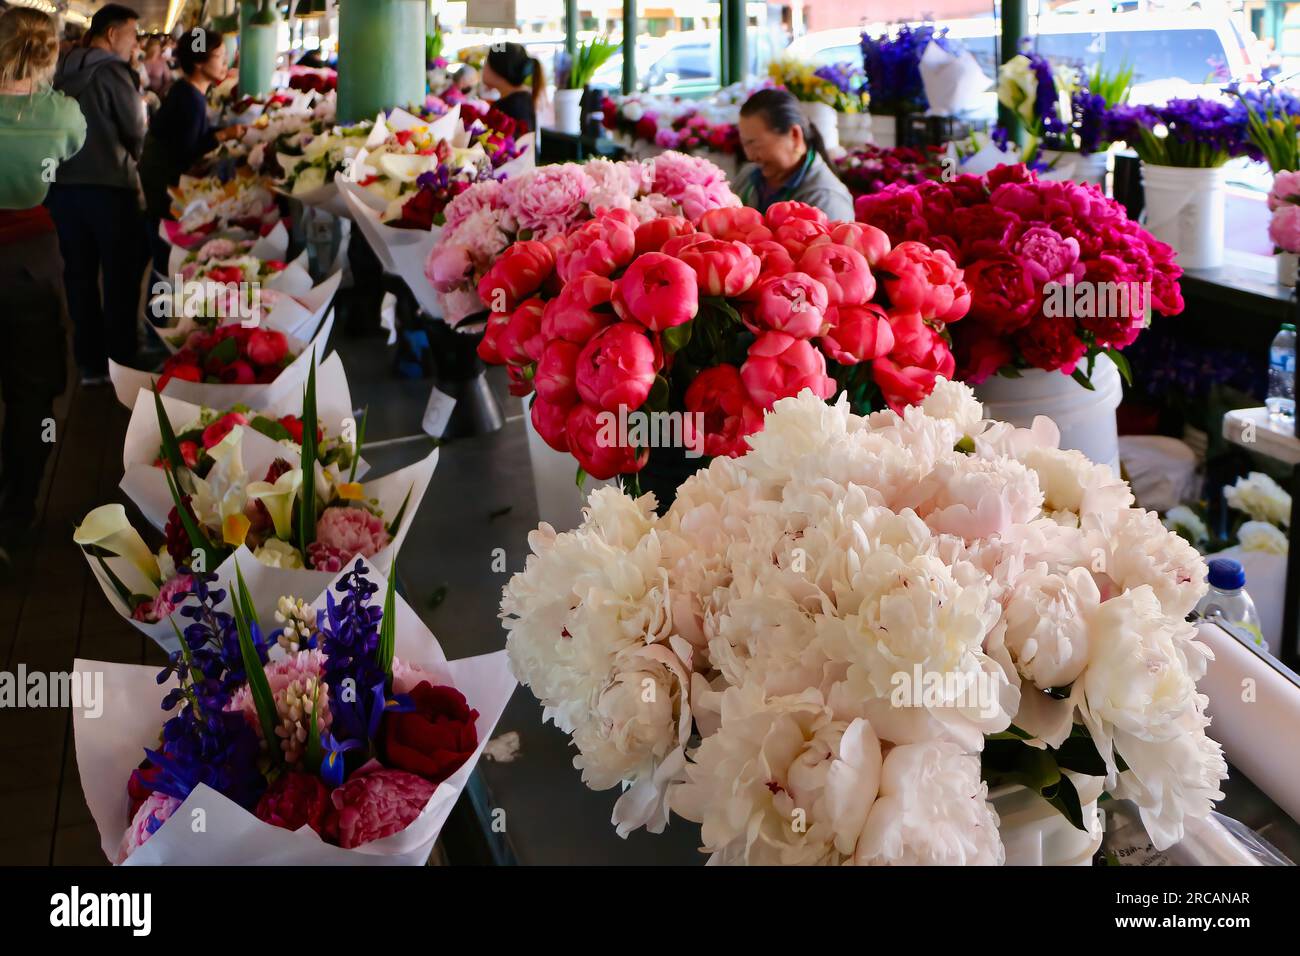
<box><xmin>734</xmin><ymin>88</ymin><xmax>854</xmax><ymax>222</ymax></box>
<box><xmin>0</xmin><ymin>7</ymin><xmax>87</xmax><ymax>566</ymax></box>
<box><xmin>482</xmin><ymin>42</ymin><xmax>543</xmax><ymax>134</ymax></box>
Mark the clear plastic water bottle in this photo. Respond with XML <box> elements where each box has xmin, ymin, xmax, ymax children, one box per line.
<box><xmin>1195</xmin><ymin>558</ymin><xmax>1267</xmax><ymax>652</ymax></box>
<box><xmin>1267</xmin><ymin>322</ymin><xmax>1296</xmax><ymax>425</ymax></box>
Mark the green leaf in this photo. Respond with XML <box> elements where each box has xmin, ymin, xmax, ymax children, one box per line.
<box><xmin>90</xmin><ymin>552</ymin><xmax>142</xmax><ymax>611</ymax></box>
<box><xmin>386</xmin><ymin>483</ymin><xmax>414</xmax><ymax>536</ymax></box>
<box><xmin>232</xmin><ymin>561</ymin><xmax>280</xmax><ymax>762</ymax></box>
<box><xmin>1041</xmin><ymin>770</ymin><xmax>1087</xmax><ymax>831</ymax></box>
<box><xmin>248</xmin><ymin>415</ymin><xmax>292</xmax><ymax>442</ymax></box>
<box><xmin>1070</xmin><ymin>366</ymin><xmax>1097</xmax><ymax>392</ymax></box>
<box><xmin>377</xmin><ymin>560</ymin><xmax>397</xmax><ymax>677</ymax></box>
<box><xmin>644</xmin><ymin>374</ymin><xmax>670</xmax><ymax>413</ymax></box>
<box><xmin>954</xmin><ymin>435</ymin><xmax>976</xmax><ymax>455</ymax></box>
<box><xmin>348</xmin><ymin>407</ymin><xmax>368</xmax><ymax>483</ymax></box>
<box><xmin>298</xmin><ymin>360</ymin><xmax>318</xmax><ymax>557</ymax></box>
<box><xmin>1106</xmin><ymin>348</ymin><xmax>1133</xmax><ymax>387</ymax></box>
<box><xmin>206</xmin><ymin>335</ymin><xmax>239</xmax><ymax>367</ymax></box>
<box><xmin>575</xmin><ymin>465</ymin><xmax>587</xmax><ymax>490</ymax></box>
<box><xmin>153</xmin><ymin>384</ymin><xmax>186</xmax><ymax>474</ymax></box>
<box><xmin>662</xmin><ymin>321</ymin><xmax>693</xmax><ymax>354</ymax></box>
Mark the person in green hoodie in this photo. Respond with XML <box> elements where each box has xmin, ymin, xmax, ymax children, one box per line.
<box><xmin>0</xmin><ymin>6</ymin><xmax>86</xmax><ymax>565</ymax></box>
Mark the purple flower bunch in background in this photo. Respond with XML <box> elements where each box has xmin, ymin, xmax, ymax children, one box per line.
<box><xmin>860</xmin><ymin>24</ymin><xmax>946</xmax><ymax>115</ymax></box>
<box><xmin>1105</xmin><ymin>97</ymin><xmax>1249</xmax><ymax>166</ymax></box>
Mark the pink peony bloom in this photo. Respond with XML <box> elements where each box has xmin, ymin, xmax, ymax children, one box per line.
<box><xmin>675</xmin><ymin>238</ymin><xmax>762</xmax><ymax>297</ymax></box>
<box><xmin>612</xmin><ymin>251</ymin><xmax>699</xmax><ymax>330</ymax></box>
<box><xmin>442</xmin><ymin>178</ymin><xmax>507</xmax><ymax>234</ymax></box>
<box><xmin>753</xmin><ymin>272</ymin><xmax>829</xmax><ymax>339</ymax></box>
<box><xmin>1270</xmin><ymin>203</ymin><xmax>1300</xmax><ymax>253</ymax></box>
<box><xmin>308</xmin><ymin>507</ymin><xmax>392</xmax><ymax>572</ymax></box>
<box><xmin>821</xmin><ymin>303</ymin><xmax>895</xmax><ymax>365</ymax></box>
<box><xmin>539</xmin><ymin>273</ymin><xmax>615</xmax><ymax>344</ymax></box>
<box><xmin>325</xmin><ymin>763</ymin><xmax>437</xmax><ymax>849</ymax></box>
<box><xmin>740</xmin><ymin>331</ymin><xmax>836</xmax><ymax>409</ymax></box>
<box><xmin>647</xmin><ymin>151</ymin><xmax>740</xmax><ymax>222</ymax></box>
<box><xmin>534</xmin><ymin>339</ymin><xmax>581</xmax><ymax>406</ymax></box>
<box><xmin>797</xmin><ymin>242</ymin><xmax>876</xmax><ymax>307</ymax></box>
<box><xmin>505</xmin><ymin>166</ymin><xmax>592</xmax><ymax>240</ymax></box>
<box><xmin>557</xmin><ymin>214</ymin><xmax>636</xmax><ymax>282</ymax></box>
<box><xmin>116</xmin><ymin>792</ymin><xmax>182</xmax><ymax>863</ymax></box>
<box><xmin>1268</xmin><ymin>170</ymin><xmax>1300</xmax><ymax>211</ymax></box>
<box><xmin>575</xmin><ymin>322</ymin><xmax>659</xmax><ymax>411</ymax></box>
<box><xmin>424</xmin><ymin>243</ymin><xmax>473</xmax><ymax>293</ymax></box>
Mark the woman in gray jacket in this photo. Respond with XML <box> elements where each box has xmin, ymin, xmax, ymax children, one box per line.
<box><xmin>732</xmin><ymin>88</ymin><xmax>854</xmax><ymax>222</ymax></box>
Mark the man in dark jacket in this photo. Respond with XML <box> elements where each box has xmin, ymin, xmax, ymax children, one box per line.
<box><xmin>46</xmin><ymin>3</ymin><xmax>146</xmax><ymax>385</ymax></box>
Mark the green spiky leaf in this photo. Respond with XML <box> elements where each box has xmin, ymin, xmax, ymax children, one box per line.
<box><xmin>298</xmin><ymin>360</ymin><xmax>319</xmax><ymax>557</ymax></box>
<box><xmin>386</xmin><ymin>484</ymin><xmax>414</xmax><ymax>536</ymax></box>
<box><xmin>348</xmin><ymin>406</ymin><xmax>368</xmax><ymax>483</ymax></box>
<box><xmin>153</xmin><ymin>383</ymin><xmax>186</xmax><ymax>474</ymax></box>
<box><xmin>232</xmin><ymin>561</ymin><xmax>279</xmax><ymax>761</ymax></box>
<box><xmin>377</xmin><ymin>560</ymin><xmax>397</xmax><ymax>677</ymax></box>
<box><xmin>162</xmin><ymin>464</ymin><xmax>221</xmax><ymax>570</ymax></box>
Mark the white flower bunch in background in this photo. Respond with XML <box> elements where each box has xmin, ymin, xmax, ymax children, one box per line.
<box><xmin>501</xmin><ymin>381</ymin><xmax>1225</xmax><ymax>863</ymax></box>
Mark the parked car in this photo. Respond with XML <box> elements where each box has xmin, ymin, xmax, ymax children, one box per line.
<box><xmin>591</xmin><ymin>29</ymin><xmax>785</xmax><ymax>98</ymax></box>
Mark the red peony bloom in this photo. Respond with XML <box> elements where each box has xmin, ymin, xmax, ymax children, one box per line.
<box><xmin>565</xmin><ymin>401</ymin><xmax>648</xmax><ymax>479</ymax></box>
<box><xmin>675</xmin><ymin>238</ymin><xmax>762</xmax><ymax>298</ymax></box>
<box><xmin>496</xmin><ymin>297</ymin><xmax>547</xmax><ymax>366</ymax></box>
<box><xmin>632</xmin><ymin>216</ymin><xmax>695</xmax><ymax>255</ymax></box>
<box><xmin>477</xmin><ymin>240</ymin><xmax>555</xmax><ymax>315</ymax></box>
<box><xmin>575</xmin><ymin>322</ymin><xmax>659</xmax><ymax>412</ymax></box>
<box><xmin>530</xmin><ymin>394</ymin><xmax>572</xmax><ymax>452</ymax></box>
<box><xmin>962</xmin><ymin>256</ymin><xmax>1039</xmax><ymax>333</ymax></box>
<box><xmin>379</xmin><ymin>681</ymin><xmax>480</xmax><ymax>784</ymax></box>
<box><xmin>821</xmin><ymin>303</ymin><xmax>895</xmax><ymax>365</ymax></box>
<box><xmin>696</xmin><ymin>206</ymin><xmax>773</xmax><ymax>243</ymax></box>
<box><xmin>534</xmin><ymin>339</ymin><xmax>581</xmax><ymax>406</ymax></box>
<box><xmin>557</xmin><ymin>215</ymin><xmax>637</xmax><ymax>282</ymax></box>
<box><xmin>539</xmin><ymin>272</ymin><xmax>615</xmax><ymax>345</ymax></box>
<box><xmin>797</xmin><ymin>242</ymin><xmax>876</xmax><ymax>307</ymax></box>
<box><xmin>683</xmin><ymin>364</ymin><xmax>763</xmax><ymax>458</ymax></box>
<box><xmin>740</xmin><ymin>331</ymin><xmax>836</xmax><ymax>409</ymax></box>
<box><xmin>752</xmin><ymin>272</ymin><xmax>829</xmax><ymax>339</ymax></box>
<box><xmin>612</xmin><ymin>252</ymin><xmax>699</xmax><ymax>331</ymax></box>
<box><xmin>246</xmin><ymin>328</ymin><xmax>289</xmax><ymax>367</ymax></box>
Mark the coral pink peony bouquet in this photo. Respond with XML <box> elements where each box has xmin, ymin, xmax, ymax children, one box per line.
<box><xmin>423</xmin><ymin>152</ymin><xmax>741</xmax><ymax>325</ymax></box>
<box><xmin>1268</xmin><ymin>170</ymin><xmax>1300</xmax><ymax>255</ymax></box>
<box><xmin>73</xmin><ymin>558</ymin><xmax>513</xmax><ymax>864</ymax></box>
<box><xmin>472</xmin><ymin>198</ymin><xmax>970</xmax><ymax>484</ymax></box>
<box><xmin>501</xmin><ymin>382</ymin><xmax>1226</xmax><ymax>863</ymax></box>
<box><xmin>855</xmin><ymin>164</ymin><xmax>1184</xmax><ymax>386</ymax></box>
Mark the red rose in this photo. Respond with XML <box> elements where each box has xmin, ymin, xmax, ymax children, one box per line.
<box><xmin>254</xmin><ymin>771</ymin><xmax>329</xmax><ymax>834</ymax></box>
<box><xmin>379</xmin><ymin>681</ymin><xmax>480</xmax><ymax>784</ymax></box>
<box><xmin>158</xmin><ymin>362</ymin><xmax>202</xmax><ymax>390</ymax></box>
<box><xmin>477</xmin><ymin>240</ymin><xmax>555</xmax><ymax>314</ymax></box>
<box><xmin>201</xmin><ymin>411</ymin><xmax>248</xmax><ymax>449</ymax></box>
<box><xmin>683</xmin><ymin>364</ymin><xmax>762</xmax><ymax>458</ymax></box>
<box><xmin>246</xmin><ymin>328</ymin><xmax>289</xmax><ymax>367</ymax></box>
<box><xmin>277</xmin><ymin>414</ymin><xmax>322</xmax><ymax>445</ymax></box>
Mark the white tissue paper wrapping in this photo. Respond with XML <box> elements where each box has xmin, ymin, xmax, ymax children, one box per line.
<box><xmin>109</xmin><ymin>308</ymin><xmax>335</xmax><ymax>411</ymax></box>
<box><xmin>919</xmin><ymin>40</ymin><xmax>991</xmax><ymax>116</ymax></box>
<box><xmin>73</xmin><ymin>556</ymin><xmax>516</xmax><ymax>865</ymax></box>
<box><xmin>338</xmin><ymin>180</ymin><xmax>445</xmax><ymax>318</ymax></box>
<box><xmin>164</xmin><ymin>221</ymin><xmax>290</xmax><ymax>280</ymax></box>
<box><xmin>83</xmin><ymin>444</ymin><xmax>438</xmax><ymax>650</ymax></box>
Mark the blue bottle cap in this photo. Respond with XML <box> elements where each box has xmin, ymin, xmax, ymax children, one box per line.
<box><xmin>1207</xmin><ymin>558</ymin><xmax>1246</xmax><ymax>591</ymax></box>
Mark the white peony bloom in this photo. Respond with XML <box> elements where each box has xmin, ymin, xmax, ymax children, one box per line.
<box><xmin>853</xmin><ymin>741</ymin><xmax>1004</xmax><ymax>865</ymax></box>
<box><xmin>1224</xmin><ymin>471</ymin><xmax>1291</xmax><ymax>527</ymax></box>
<box><xmin>919</xmin><ymin>376</ymin><xmax>985</xmax><ymax>438</ymax></box>
<box><xmin>1022</xmin><ymin>444</ymin><xmax>1134</xmax><ymax>526</ymax></box>
<box><xmin>1094</xmin><ymin>508</ymin><xmax>1207</xmax><ymax>618</ymax></box>
<box><xmin>1238</xmin><ymin>520</ymin><xmax>1288</xmax><ymax>555</ymax></box>
<box><xmin>671</xmin><ymin>686</ymin><xmax>881</xmax><ymax>865</ymax></box>
<box><xmin>1162</xmin><ymin>505</ymin><xmax>1210</xmax><ymax>547</ymax></box>
<box><xmin>253</xmin><ymin>538</ymin><xmax>304</xmax><ymax>569</ymax></box>
<box><xmin>1003</xmin><ymin>564</ymin><xmax>1099</xmax><ymax>689</ymax></box>
<box><xmin>914</xmin><ymin>454</ymin><xmax>1044</xmax><ymax>541</ymax></box>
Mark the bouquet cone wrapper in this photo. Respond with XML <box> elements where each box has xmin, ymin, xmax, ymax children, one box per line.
<box><xmin>338</xmin><ymin>179</ymin><xmax>444</xmax><ymax>318</ymax></box>
<box><xmin>110</xmin><ymin>308</ymin><xmax>335</xmax><ymax>410</ymax></box>
<box><xmin>81</xmin><ymin>445</ymin><xmax>438</xmax><ymax>650</ymax></box>
<box><xmin>164</xmin><ymin>221</ymin><xmax>290</xmax><ymax>280</ymax></box>
<box><xmin>919</xmin><ymin>39</ymin><xmax>991</xmax><ymax>116</ymax></box>
<box><xmin>73</xmin><ymin>556</ymin><xmax>515</xmax><ymax>864</ymax></box>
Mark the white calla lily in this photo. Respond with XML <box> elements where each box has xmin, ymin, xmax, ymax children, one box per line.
<box><xmin>73</xmin><ymin>504</ymin><xmax>161</xmax><ymax>584</ymax></box>
<box><xmin>246</xmin><ymin>467</ymin><xmax>303</xmax><ymax>540</ymax></box>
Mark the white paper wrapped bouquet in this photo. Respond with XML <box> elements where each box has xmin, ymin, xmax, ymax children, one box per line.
<box><xmin>501</xmin><ymin>379</ymin><xmax>1227</xmax><ymax>864</ymax></box>
<box><xmin>74</xmin><ymin>557</ymin><xmax>515</xmax><ymax>865</ymax></box>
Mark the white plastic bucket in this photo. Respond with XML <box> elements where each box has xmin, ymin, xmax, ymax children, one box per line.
<box><xmin>974</xmin><ymin>353</ymin><xmax>1123</xmax><ymax>473</ymax></box>
<box><xmin>799</xmin><ymin>99</ymin><xmax>839</xmax><ymax>153</ymax></box>
<box><xmin>869</xmin><ymin>113</ymin><xmax>897</xmax><ymax>149</ymax></box>
<box><xmin>837</xmin><ymin>111</ymin><xmax>871</xmax><ymax>149</ymax></box>
<box><xmin>553</xmin><ymin>88</ymin><xmax>583</xmax><ymax>135</ymax></box>
<box><xmin>1277</xmin><ymin>250</ymin><xmax>1297</xmax><ymax>288</ymax></box>
<box><xmin>991</xmin><ymin>784</ymin><xmax>1103</xmax><ymax>866</ymax></box>
<box><xmin>1041</xmin><ymin>149</ymin><xmax>1108</xmax><ymax>190</ymax></box>
<box><xmin>523</xmin><ymin>407</ymin><xmax>614</xmax><ymax>531</ymax></box>
<box><xmin>1140</xmin><ymin>163</ymin><xmax>1227</xmax><ymax>270</ymax></box>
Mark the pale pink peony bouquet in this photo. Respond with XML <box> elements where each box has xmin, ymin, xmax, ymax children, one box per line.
<box><xmin>1268</xmin><ymin>170</ymin><xmax>1300</xmax><ymax>253</ymax></box>
<box><xmin>424</xmin><ymin>152</ymin><xmax>741</xmax><ymax>325</ymax></box>
<box><xmin>501</xmin><ymin>381</ymin><xmax>1227</xmax><ymax>864</ymax></box>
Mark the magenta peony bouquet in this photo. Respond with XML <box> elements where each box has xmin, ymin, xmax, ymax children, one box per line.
<box><xmin>855</xmin><ymin>163</ymin><xmax>1184</xmax><ymax>385</ymax></box>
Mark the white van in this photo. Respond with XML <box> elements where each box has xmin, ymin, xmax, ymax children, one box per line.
<box><xmin>786</xmin><ymin>12</ymin><xmax>1260</xmax><ymax>118</ymax></box>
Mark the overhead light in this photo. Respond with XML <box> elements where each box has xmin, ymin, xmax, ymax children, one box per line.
<box><xmin>163</xmin><ymin>0</ymin><xmax>186</xmax><ymax>32</ymax></box>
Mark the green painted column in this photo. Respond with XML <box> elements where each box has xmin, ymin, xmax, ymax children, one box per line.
<box><xmin>238</xmin><ymin>1</ymin><xmax>279</xmax><ymax>98</ymax></box>
<box><xmin>621</xmin><ymin>0</ymin><xmax>636</xmax><ymax>95</ymax></box>
<box><xmin>998</xmin><ymin>0</ymin><xmax>1028</xmax><ymax>144</ymax></box>
<box><xmin>338</xmin><ymin>0</ymin><xmax>427</xmax><ymax>123</ymax></box>
<box><xmin>725</xmin><ymin>0</ymin><xmax>746</xmax><ymax>88</ymax></box>
<box><xmin>565</xmin><ymin>0</ymin><xmax>577</xmax><ymax>56</ymax></box>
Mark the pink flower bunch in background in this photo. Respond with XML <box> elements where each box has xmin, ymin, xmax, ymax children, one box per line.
<box><xmin>1268</xmin><ymin>170</ymin><xmax>1300</xmax><ymax>253</ymax></box>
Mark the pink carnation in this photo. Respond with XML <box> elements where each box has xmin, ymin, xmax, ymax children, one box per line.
<box><xmin>505</xmin><ymin>165</ymin><xmax>592</xmax><ymax>240</ymax></box>
<box><xmin>326</xmin><ymin>762</ymin><xmax>437</xmax><ymax>849</ymax></box>
<box><xmin>647</xmin><ymin>150</ymin><xmax>740</xmax><ymax>222</ymax></box>
<box><xmin>307</xmin><ymin>507</ymin><xmax>391</xmax><ymax>572</ymax></box>
<box><xmin>116</xmin><ymin>792</ymin><xmax>182</xmax><ymax>863</ymax></box>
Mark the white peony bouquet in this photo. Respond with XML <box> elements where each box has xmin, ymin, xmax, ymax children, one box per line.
<box><xmin>500</xmin><ymin>380</ymin><xmax>1227</xmax><ymax>864</ymax></box>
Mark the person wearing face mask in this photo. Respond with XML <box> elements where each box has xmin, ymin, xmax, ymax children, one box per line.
<box><xmin>139</xmin><ymin>27</ymin><xmax>242</xmax><ymax>275</ymax></box>
<box><xmin>47</xmin><ymin>3</ymin><xmax>147</xmax><ymax>385</ymax></box>
<box><xmin>733</xmin><ymin>88</ymin><xmax>854</xmax><ymax>222</ymax></box>
<box><xmin>481</xmin><ymin>42</ymin><xmax>542</xmax><ymax>134</ymax></box>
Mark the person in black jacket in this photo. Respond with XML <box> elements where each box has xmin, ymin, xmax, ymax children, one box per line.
<box><xmin>139</xmin><ymin>27</ymin><xmax>242</xmax><ymax>275</ymax></box>
<box><xmin>482</xmin><ymin>42</ymin><xmax>542</xmax><ymax>134</ymax></box>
